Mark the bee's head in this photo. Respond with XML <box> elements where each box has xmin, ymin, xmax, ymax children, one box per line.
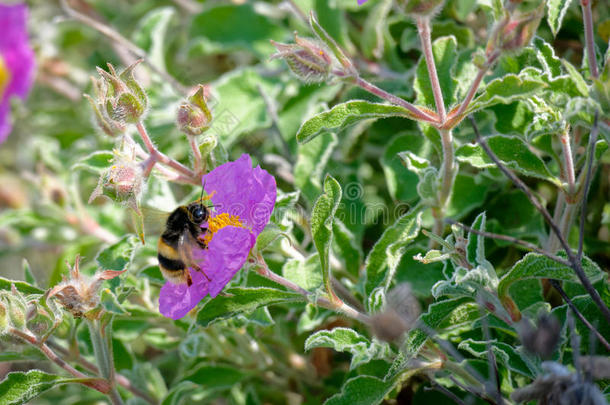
<box><xmin>187</xmin><ymin>203</ymin><xmax>209</xmax><ymax>224</ymax></box>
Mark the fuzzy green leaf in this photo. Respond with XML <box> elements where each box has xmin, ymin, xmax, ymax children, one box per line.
<box><xmin>296</xmin><ymin>101</ymin><xmax>413</xmax><ymax>144</ymax></box>
<box><xmin>466</xmin><ymin>73</ymin><xmax>546</xmax><ymax>114</ymax></box>
<box><xmin>294</xmin><ymin>132</ymin><xmax>337</xmax><ymax>202</ymax></box>
<box><xmin>414</xmin><ymin>36</ymin><xmax>459</xmax><ymax>109</ymax></box>
<box><xmin>311</xmin><ymin>175</ymin><xmax>342</xmax><ymax>296</ymax></box>
<box><xmin>364</xmin><ymin>208</ymin><xmax>422</xmax><ymax>309</ymax></box>
<box><xmin>547</xmin><ymin>0</ymin><xmax>573</xmax><ymax>37</ymax></box>
<box><xmin>96</xmin><ymin>235</ymin><xmax>137</xmax><ymax>273</ymax></box>
<box><xmin>456</xmin><ymin>135</ymin><xmax>561</xmax><ymax>185</ymax></box>
<box><xmin>305</xmin><ymin>327</ymin><xmax>390</xmax><ymax>369</ymax></box>
<box><xmin>0</xmin><ymin>371</ymin><xmax>88</xmax><ymax>405</ymax></box>
<box><xmin>498</xmin><ymin>253</ymin><xmax>605</xmax><ymax>300</ymax></box>
<box><xmin>196</xmin><ymin>287</ymin><xmax>302</xmax><ymax>327</ymax></box>
<box><xmin>324</xmin><ymin>375</ymin><xmax>396</xmax><ymax>405</ymax></box>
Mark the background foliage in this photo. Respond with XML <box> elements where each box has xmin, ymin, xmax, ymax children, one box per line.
<box><xmin>0</xmin><ymin>0</ymin><xmax>609</xmax><ymax>404</ymax></box>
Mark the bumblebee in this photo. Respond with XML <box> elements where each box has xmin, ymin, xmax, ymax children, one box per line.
<box><xmin>157</xmin><ymin>198</ymin><xmax>211</xmax><ymax>286</ymax></box>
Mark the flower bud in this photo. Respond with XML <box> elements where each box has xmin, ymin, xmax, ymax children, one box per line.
<box><xmin>270</xmin><ymin>33</ymin><xmax>332</xmax><ymax>84</ymax></box>
<box><xmin>0</xmin><ymin>300</ymin><xmax>8</xmax><ymax>333</ymax></box>
<box><xmin>177</xmin><ymin>85</ymin><xmax>212</xmax><ymax>136</ymax></box>
<box><xmin>487</xmin><ymin>2</ymin><xmax>544</xmax><ymax>54</ymax></box>
<box><xmin>94</xmin><ymin>60</ymin><xmax>148</xmax><ymax>125</ymax></box>
<box><xmin>398</xmin><ymin>0</ymin><xmax>445</xmax><ymax>17</ymax></box>
<box><xmin>89</xmin><ymin>147</ymin><xmax>143</xmax><ymax>213</ymax></box>
<box><xmin>0</xmin><ymin>286</ymin><xmax>27</xmax><ymax>330</ymax></box>
<box><xmin>199</xmin><ymin>133</ymin><xmax>218</xmax><ymax>157</ymax></box>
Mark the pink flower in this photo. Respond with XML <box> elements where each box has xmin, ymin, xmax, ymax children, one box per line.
<box><xmin>0</xmin><ymin>3</ymin><xmax>35</xmax><ymax>143</ymax></box>
<box><xmin>159</xmin><ymin>154</ymin><xmax>277</xmax><ymax>320</ymax></box>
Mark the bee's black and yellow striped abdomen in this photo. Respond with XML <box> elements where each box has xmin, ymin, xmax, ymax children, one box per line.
<box><xmin>157</xmin><ymin>203</ymin><xmax>209</xmax><ymax>286</ymax></box>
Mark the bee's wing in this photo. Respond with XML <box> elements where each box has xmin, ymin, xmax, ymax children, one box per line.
<box><xmin>141</xmin><ymin>206</ymin><xmax>171</xmax><ymax>237</ymax></box>
<box><xmin>177</xmin><ymin>231</ymin><xmax>206</xmax><ymax>274</ymax></box>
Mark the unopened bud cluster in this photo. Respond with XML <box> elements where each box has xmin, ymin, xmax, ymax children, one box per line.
<box><xmin>271</xmin><ymin>33</ymin><xmax>332</xmax><ymax>84</ymax></box>
<box><xmin>86</xmin><ymin>60</ymin><xmax>148</xmax><ymax>136</ymax></box>
<box><xmin>177</xmin><ymin>84</ymin><xmax>213</xmax><ymax>136</ymax></box>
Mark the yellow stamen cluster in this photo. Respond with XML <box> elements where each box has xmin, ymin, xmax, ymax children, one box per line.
<box><xmin>202</xmin><ymin>212</ymin><xmax>245</xmax><ymax>245</ymax></box>
<box><xmin>0</xmin><ymin>57</ymin><xmax>11</xmax><ymax>97</ymax></box>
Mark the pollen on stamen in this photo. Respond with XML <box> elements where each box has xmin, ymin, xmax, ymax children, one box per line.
<box><xmin>202</xmin><ymin>212</ymin><xmax>245</xmax><ymax>245</ymax></box>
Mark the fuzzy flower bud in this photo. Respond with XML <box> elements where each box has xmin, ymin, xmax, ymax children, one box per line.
<box><xmin>177</xmin><ymin>84</ymin><xmax>212</xmax><ymax>136</ymax></box>
<box><xmin>398</xmin><ymin>0</ymin><xmax>445</xmax><ymax>17</ymax></box>
<box><xmin>94</xmin><ymin>60</ymin><xmax>148</xmax><ymax>125</ymax></box>
<box><xmin>48</xmin><ymin>256</ymin><xmax>125</xmax><ymax>319</ymax></box>
<box><xmin>270</xmin><ymin>33</ymin><xmax>332</xmax><ymax>84</ymax></box>
<box><xmin>0</xmin><ymin>285</ymin><xmax>27</xmax><ymax>330</ymax></box>
<box><xmin>0</xmin><ymin>300</ymin><xmax>7</xmax><ymax>333</ymax></box>
<box><xmin>487</xmin><ymin>2</ymin><xmax>544</xmax><ymax>54</ymax></box>
<box><xmin>89</xmin><ymin>147</ymin><xmax>143</xmax><ymax>213</ymax></box>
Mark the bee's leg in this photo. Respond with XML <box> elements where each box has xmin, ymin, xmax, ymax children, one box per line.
<box><xmin>178</xmin><ymin>233</ymin><xmax>211</xmax><ymax>282</ymax></box>
<box><xmin>186</xmin><ymin>271</ymin><xmax>193</xmax><ymax>287</ymax></box>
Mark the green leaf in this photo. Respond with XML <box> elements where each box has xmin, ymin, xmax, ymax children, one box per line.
<box><xmin>324</xmin><ymin>375</ymin><xmax>396</xmax><ymax>405</ymax></box>
<box><xmin>190</xmin><ymin>4</ymin><xmax>285</xmax><ymax>56</ymax></box>
<box><xmin>466</xmin><ymin>73</ymin><xmax>546</xmax><ymax>114</ymax></box>
<box><xmin>414</xmin><ymin>36</ymin><xmax>459</xmax><ymax>110</ymax></box>
<box><xmin>207</xmin><ymin>68</ymin><xmax>279</xmax><ymax>146</ymax></box>
<box><xmin>296</xmin><ymin>101</ymin><xmax>413</xmax><ymax>144</ymax></box>
<box><xmin>305</xmin><ymin>327</ymin><xmax>391</xmax><ymax>369</ymax></box>
<box><xmin>361</xmin><ymin>0</ymin><xmax>392</xmax><ymax>59</ymax></box>
<box><xmin>382</xmin><ymin>133</ymin><xmax>425</xmax><ymax>202</ymax></box>
<box><xmin>183</xmin><ymin>364</ymin><xmax>248</xmax><ymax>388</ymax></box>
<box><xmin>466</xmin><ymin>212</ymin><xmax>488</xmax><ymax>267</ymax></box>
<box><xmin>294</xmin><ymin>132</ymin><xmax>338</xmax><ymax>202</ymax></box>
<box><xmin>547</xmin><ymin>0</ymin><xmax>573</xmax><ymax>37</ymax></box>
<box><xmin>364</xmin><ymin>208</ymin><xmax>421</xmax><ymax>310</ymax></box>
<box><xmin>311</xmin><ymin>175</ymin><xmax>342</xmax><ymax>297</ymax></box>
<box><xmin>22</xmin><ymin>259</ymin><xmax>36</xmax><ymax>287</ymax></box>
<box><xmin>0</xmin><ymin>277</ymin><xmax>44</xmax><ymax>295</ymax></box>
<box><xmin>458</xmin><ymin>339</ymin><xmax>538</xmax><ymax>377</ymax></box>
<box><xmin>96</xmin><ymin>235</ymin><xmax>137</xmax><ymax>273</ymax></box>
<box><xmin>254</xmin><ymin>223</ymin><xmax>283</xmax><ymax>252</ymax></box>
<box><xmin>133</xmin><ymin>7</ymin><xmax>175</xmax><ymax>69</ymax></box>
<box><xmin>72</xmin><ymin>151</ymin><xmax>113</xmax><ymax>175</ymax></box>
<box><xmin>196</xmin><ymin>287</ymin><xmax>302</xmax><ymax>327</ymax></box>
<box><xmin>0</xmin><ymin>370</ymin><xmax>86</xmax><ymax>405</ymax></box>
<box><xmin>162</xmin><ymin>381</ymin><xmax>199</xmax><ymax>405</ymax></box>
<box><xmin>309</xmin><ymin>10</ymin><xmax>353</xmax><ymax>71</ymax></box>
<box><xmin>333</xmin><ymin>219</ymin><xmax>362</xmax><ymax>277</ymax></box>
<box><xmin>282</xmin><ymin>254</ymin><xmax>323</xmax><ymax>292</ymax></box>
<box><xmin>404</xmin><ymin>297</ymin><xmax>471</xmax><ymax>355</ymax></box>
<box><xmin>456</xmin><ymin>135</ymin><xmax>561</xmax><ymax>185</ymax></box>
<box><xmin>498</xmin><ymin>253</ymin><xmax>605</xmax><ymax>301</ymax></box>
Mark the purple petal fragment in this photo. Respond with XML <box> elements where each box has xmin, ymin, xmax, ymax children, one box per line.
<box><xmin>159</xmin><ymin>270</ymin><xmax>210</xmax><ymax>320</ymax></box>
<box><xmin>0</xmin><ymin>3</ymin><xmax>35</xmax><ymax>143</ymax></box>
<box><xmin>203</xmin><ymin>154</ymin><xmax>276</xmax><ymax>236</ymax></box>
<box><xmin>202</xmin><ymin>226</ymin><xmax>255</xmax><ymax>297</ymax></box>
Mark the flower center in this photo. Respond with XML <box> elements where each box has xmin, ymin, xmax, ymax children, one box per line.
<box><xmin>202</xmin><ymin>212</ymin><xmax>245</xmax><ymax>245</ymax></box>
<box><xmin>0</xmin><ymin>56</ymin><xmax>10</xmax><ymax>98</ymax></box>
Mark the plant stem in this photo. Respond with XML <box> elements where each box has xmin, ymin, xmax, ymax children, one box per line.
<box><xmin>578</xmin><ymin>113</ymin><xmax>599</xmax><ymax>261</ymax></box>
<box><xmin>189</xmin><ymin>136</ymin><xmax>203</xmax><ymax>176</ymax></box>
<box><xmin>9</xmin><ymin>328</ymin><xmax>111</xmax><ymax>394</ymax></box>
<box><xmin>135</xmin><ymin>121</ymin><xmax>198</xmax><ymax>182</ymax></box>
<box><xmin>560</xmin><ymin>128</ymin><xmax>576</xmax><ymax>198</ymax></box>
<box><xmin>580</xmin><ymin>0</ymin><xmax>599</xmax><ymax>79</ymax></box>
<box><xmin>253</xmin><ymin>255</ymin><xmax>371</xmax><ymax>326</ymax></box>
<box><xmin>47</xmin><ymin>340</ymin><xmax>158</xmax><ymax>405</ymax></box>
<box><xmin>87</xmin><ymin>319</ymin><xmax>124</xmax><ymax>405</ymax></box>
<box><xmin>432</xmin><ymin>129</ymin><xmax>455</xmax><ymax>238</ymax></box>
<box><xmin>447</xmin><ymin>220</ymin><xmax>571</xmax><ymax>266</ymax></box>
<box><xmin>417</xmin><ymin>17</ymin><xmax>446</xmax><ymax>122</ymax></box>
<box><xmin>469</xmin><ymin>116</ymin><xmax>610</xmax><ymax>325</ymax></box>
<box><xmin>333</xmin><ymin>71</ymin><xmax>438</xmax><ymax>123</ymax></box>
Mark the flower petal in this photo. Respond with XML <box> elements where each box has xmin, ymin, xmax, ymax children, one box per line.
<box><xmin>159</xmin><ymin>270</ymin><xmax>209</xmax><ymax>320</ymax></box>
<box><xmin>203</xmin><ymin>154</ymin><xmax>276</xmax><ymax>236</ymax></box>
<box><xmin>0</xmin><ymin>3</ymin><xmax>35</xmax><ymax>142</ymax></box>
<box><xmin>200</xmin><ymin>226</ymin><xmax>254</xmax><ymax>297</ymax></box>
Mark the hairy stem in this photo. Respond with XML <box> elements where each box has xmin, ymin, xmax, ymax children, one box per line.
<box><xmin>87</xmin><ymin>319</ymin><xmax>123</xmax><ymax>405</ymax></box>
<box><xmin>332</xmin><ymin>70</ymin><xmax>438</xmax><ymax>123</ymax></box>
<box><xmin>560</xmin><ymin>128</ymin><xmax>576</xmax><ymax>198</ymax></box>
<box><xmin>578</xmin><ymin>113</ymin><xmax>599</xmax><ymax>260</ymax></box>
<box><xmin>253</xmin><ymin>255</ymin><xmax>371</xmax><ymax>326</ymax></box>
<box><xmin>469</xmin><ymin>116</ymin><xmax>610</xmax><ymax>325</ymax></box>
<box><xmin>9</xmin><ymin>328</ymin><xmax>111</xmax><ymax>394</ymax></box>
<box><xmin>580</xmin><ymin>0</ymin><xmax>599</xmax><ymax>79</ymax></box>
<box><xmin>417</xmin><ymin>17</ymin><xmax>446</xmax><ymax>122</ymax></box>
